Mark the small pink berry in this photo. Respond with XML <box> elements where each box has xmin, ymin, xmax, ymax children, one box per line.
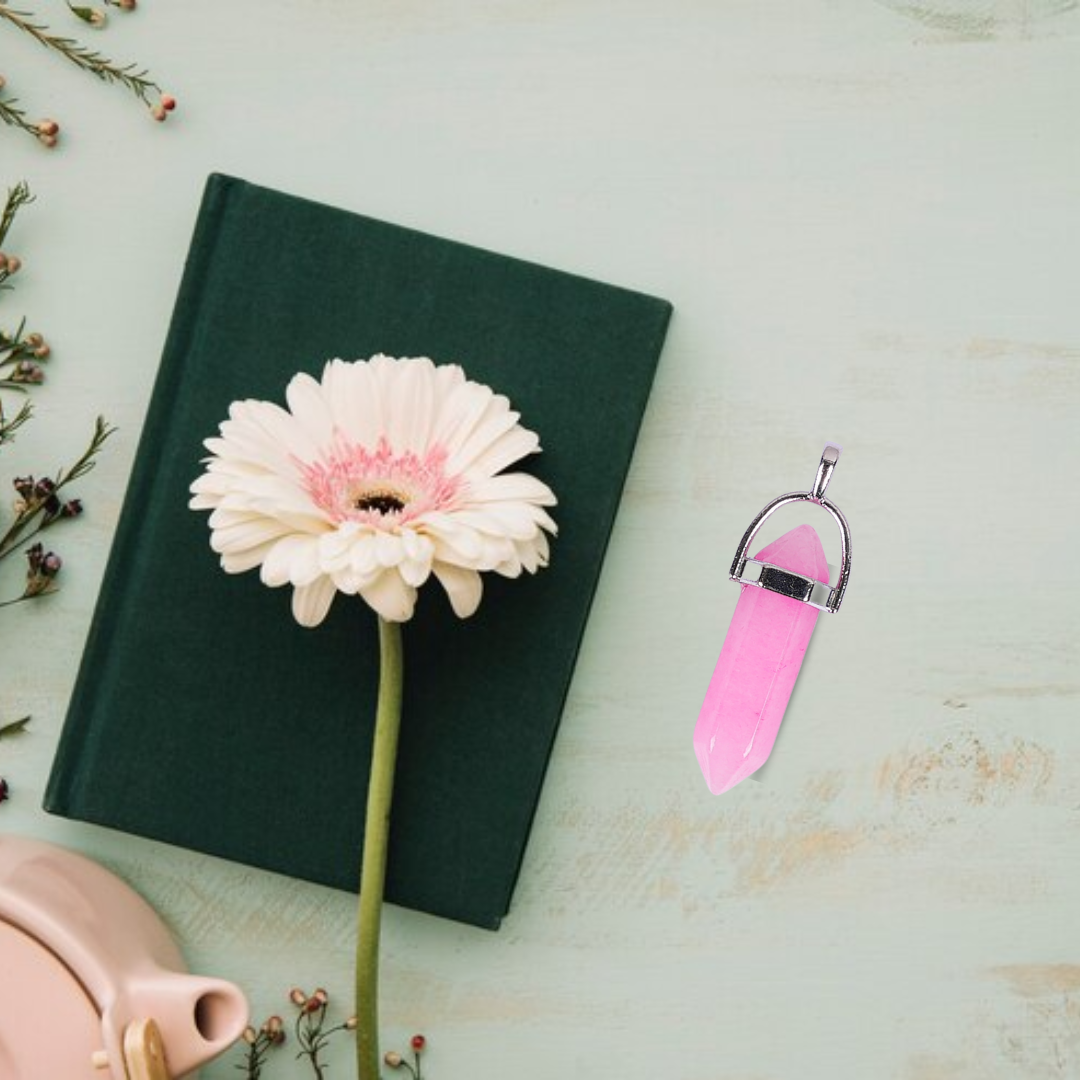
<box><xmin>37</xmin><ymin>118</ymin><xmax>59</xmax><ymax>137</ymax></box>
<box><xmin>5</xmin><ymin>255</ymin><xmax>21</xmax><ymax>274</ymax></box>
<box><xmin>160</xmin><ymin>93</ymin><xmax>176</xmax><ymax>112</ymax></box>
<box><xmin>119</xmin><ymin>0</ymin><xmax>137</xmax><ymax>9</ymax></box>
<box><xmin>150</xmin><ymin>104</ymin><xmax>167</xmax><ymax>122</ymax></box>
<box><xmin>383</xmin><ymin>1051</ymin><xmax>403</xmax><ymax>1068</ymax></box>
<box><xmin>288</xmin><ymin>988</ymin><xmax>307</xmax><ymax>1007</ymax></box>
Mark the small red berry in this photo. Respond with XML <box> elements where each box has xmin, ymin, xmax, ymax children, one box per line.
<box><xmin>160</xmin><ymin>93</ymin><xmax>177</xmax><ymax>112</ymax></box>
<box><xmin>410</xmin><ymin>1034</ymin><xmax>426</xmax><ymax>1051</ymax></box>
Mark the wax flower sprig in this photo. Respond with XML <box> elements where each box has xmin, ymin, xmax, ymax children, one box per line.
<box><xmin>0</xmin><ymin>180</ymin><xmax>113</xmax><ymax>611</ymax></box>
<box><xmin>384</xmin><ymin>1034</ymin><xmax>429</xmax><ymax>1079</ymax></box>
<box><xmin>0</xmin><ymin>179</ymin><xmax>112</xmax><ymax>796</ymax></box>
<box><xmin>238</xmin><ymin>987</ymin><xmax>362</xmax><ymax>1080</ymax></box>
<box><xmin>0</xmin><ymin>2</ymin><xmax>175</xmax><ymax>148</ymax></box>
<box><xmin>0</xmin><ymin>415</ymin><xmax>114</xmax><ymax>609</ymax></box>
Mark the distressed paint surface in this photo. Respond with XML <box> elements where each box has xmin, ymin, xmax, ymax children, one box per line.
<box><xmin>1</xmin><ymin>2</ymin><xmax>1078</xmax><ymax>1077</ymax></box>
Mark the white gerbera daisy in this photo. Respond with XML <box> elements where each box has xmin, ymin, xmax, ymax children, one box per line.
<box><xmin>190</xmin><ymin>355</ymin><xmax>557</xmax><ymax>627</ymax></box>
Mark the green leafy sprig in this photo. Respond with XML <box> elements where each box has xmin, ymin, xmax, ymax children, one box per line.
<box><xmin>0</xmin><ymin>4</ymin><xmax>157</xmax><ymax>101</ymax></box>
<box><xmin>0</xmin><ymin>4</ymin><xmax>174</xmax><ymax>146</ymax></box>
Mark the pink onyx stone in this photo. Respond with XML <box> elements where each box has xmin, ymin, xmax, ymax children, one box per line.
<box><xmin>695</xmin><ymin>524</ymin><xmax>829</xmax><ymax>795</ymax></box>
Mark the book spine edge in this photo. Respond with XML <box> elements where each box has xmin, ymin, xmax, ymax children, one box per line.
<box><xmin>43</xmin><ymin>174</ymin><xmax>239</xmax><ymax>815</ymax></box>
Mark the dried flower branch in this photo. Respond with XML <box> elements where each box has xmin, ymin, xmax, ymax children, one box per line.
<box><xmin>290</xmin><ymin>987</ymin><xmax>357</xmax><ymax>1079</ymax></box>
<box><xmin>237</xmin><ymin>1015</ymin><xmax>286</xmax><ymax>1080</ymax></box>
<box><xmin>383</xmin><ymin>1034</ymin><xmax>428</xmax><ymax>1080</ymax></box>
<box><xmin>0</xmin><ymin>180</ymin><xmax>111</xmax><ymax>752</ymax></box>
<box><xmin>0</xmin><ymin>180</ymin><xmax>32</xmax><ymax>246</ymax></box>
<box><xmin>235</xmin><ymin>989</ymin><xmax>361</xmax><ymax>1080</ymax></box>
<box><xmin>0</xmin><ymin>3</ymin><xmax>174</xmax><ymax>145</ymax></box>
<box><xmin>0</xmin><ymin>415</ymin><xmax>114</xmax><ymax>570</ymax></box>
<box><xmin>0</xmin><ymin>93</ymin><xmax>48</xmax><ymax>143</ymax></box>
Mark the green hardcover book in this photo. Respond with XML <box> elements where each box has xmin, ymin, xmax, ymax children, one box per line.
<box><xmin>45</xmin><ymin>174</ymin><xmax>672</xmax><ymax>930</ymax></box>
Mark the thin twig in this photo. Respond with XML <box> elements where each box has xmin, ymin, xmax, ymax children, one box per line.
<box><xmin>0</xmin><ymin>399</ymin><xmax>31</xmax><ymax>446</ymax></box>
<box><xmin>0</xmin><ymin>416</ymin><xmax>114</xmax><ymax>555</ymax></box>
<box><xmin>0</xmin><ymin>182</ymin><xmax>33</xmax><ymax>247</ymax></box>
<box><xmin>0</xmin><ymin>6</ymin><xmax>161</xmax><ymax>105</ymax></box>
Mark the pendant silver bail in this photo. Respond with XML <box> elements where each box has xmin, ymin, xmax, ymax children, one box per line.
<box><xmin>728</xmin><ymin>442</ymin><xmax>852</xmax><ymax>613</ymax></box>
<box><xmin>811</xmin><ymin>443</ymin><xmax>841</xmax><ymax>503</ymax></box>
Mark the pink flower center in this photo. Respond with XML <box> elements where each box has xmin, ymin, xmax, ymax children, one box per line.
<box><xmin>298</xmin><ymin>435</ymin><xmax>462</xmax><ymax>526</ymax></box>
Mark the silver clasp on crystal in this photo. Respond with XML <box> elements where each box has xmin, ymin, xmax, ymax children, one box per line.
<box><xmin>728</xmin><ymin>443</ymin><xmax>852</xmax><ymax>614</ymax></box>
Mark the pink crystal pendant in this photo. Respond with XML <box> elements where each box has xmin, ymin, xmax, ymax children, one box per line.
<box><xmin>695</xmin><ymin>444</ymin><xmax>852</xmax><ymax>795</ymax></box>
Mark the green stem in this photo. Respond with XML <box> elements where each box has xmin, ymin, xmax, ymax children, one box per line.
<box><xmin>0</xmin><ymin>97</ymin><xmax>41</xmax><ymax>143</ymax></box>
<box><xmin>0</xmin><ymin>515</ymin><xmax>49</xmax><ymax>562</ymax></box>
<box><xmin>355</xmin><ymin>616</ymin><xmax>404</xmax><ymax>1080</ymax></box>
<box><xmin>0</xmin><ymin>6</ymin><xmax>162</xmax><ymax>106</ymax></box>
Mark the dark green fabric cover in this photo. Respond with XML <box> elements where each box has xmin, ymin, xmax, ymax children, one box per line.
<box><xmin>45</xmin><ymin>174</ymin><xmax>673</xmax><ymax>929</ymax></box>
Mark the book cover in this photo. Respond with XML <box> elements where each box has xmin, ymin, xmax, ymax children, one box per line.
<box><xmin>45</xmin><ymin>174</ymin><xmax>673</xmax><ymax>930</ymax></box>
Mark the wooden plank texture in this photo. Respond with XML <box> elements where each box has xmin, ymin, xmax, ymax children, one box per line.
<box><xmin>1</xmin><ymin>2</ymin><xmax>1078</xmax><ymax>1076</ymax></box>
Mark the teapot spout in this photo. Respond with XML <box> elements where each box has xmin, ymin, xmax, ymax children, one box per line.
<box><xmin>118</xmin><ymin>972</ymin><xmax>248</xmax><ymax>1078</ymax></box>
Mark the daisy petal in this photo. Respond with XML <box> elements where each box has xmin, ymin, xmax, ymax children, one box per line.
<box><xmin>262</xmin><ymin>535</ymin><xmax>316</xmax><ymax>587</ymax></box>
<box><xmin>286</xmin><ymin>372</ymin><xmax>336</xmax><ymax>447</ymax></box>
<box><xmin>221</xmin><ymin>541</ymin><xmax>279</xmax><ymax>574</ymax></box>
<box><xmin>388</xmin><ymin>357</ymin><xmax>436</xmax><ymax>453</ymax></box>
<box><xmin>359</xmin><ymin>570</ymin><xmax>418</xmax><ymax>622</ymax></box>
<box><xmin>460</xmin><ymin>426</ymin><xmax>540</xmax><ymax>480</ymax></box>
<box><xmin>433</xmin><ymin>563</ymin><xmax>484</xmax><ymax>618</ymax></box>
<box><xmin>291</xmin><ymin>575</ymin><xmax>337</xmax><ymax>628</ymax></box>
<box><xmin>467</xmin><ymin>471</ymin><xmax>557</xmax><ymax>506</ymax></box>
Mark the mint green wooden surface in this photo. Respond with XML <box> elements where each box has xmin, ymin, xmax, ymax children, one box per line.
<box><xmin>3</xmin><ymin>3</ymin><xmax>1079</xmax><ymax>1077</ymax></box>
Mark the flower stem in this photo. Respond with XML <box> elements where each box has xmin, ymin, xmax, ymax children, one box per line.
<box><xmin>355</xmin><ymin>616</ymin><xmax>404</xmax><ymax>1080</ymax></box>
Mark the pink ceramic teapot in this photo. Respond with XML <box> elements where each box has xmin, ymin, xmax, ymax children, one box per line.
<box><xmin>0</xmin><ymin>833</ymin><xmax>248</xmax><ymax>1079</ymax></box>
